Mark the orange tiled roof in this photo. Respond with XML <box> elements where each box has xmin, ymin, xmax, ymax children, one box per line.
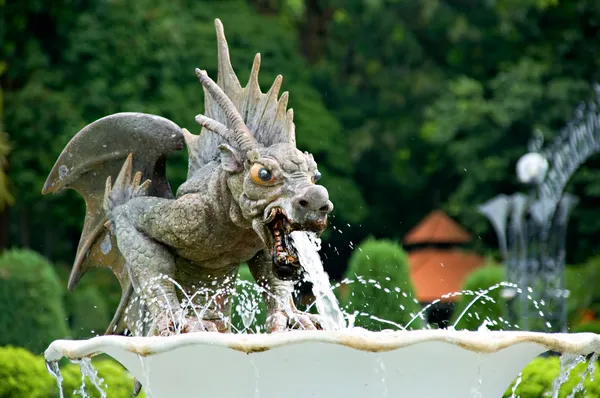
<box><xmin>403</xmin><ymin>210</ymin><xmax>471</xmax><ymax>245</ymax></box>
<box><xmin>408</xmin><ymin>248</ymin><xmax>485</xmax><ymax>302</ymax></box>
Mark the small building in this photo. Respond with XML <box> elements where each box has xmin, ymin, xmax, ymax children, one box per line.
<box><xmin>403</xmin><ymin>210</ymin><xmax>485</xmax><ymax>327</ymax></box>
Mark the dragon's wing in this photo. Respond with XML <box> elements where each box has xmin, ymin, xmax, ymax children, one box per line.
<box><xmin>43</xmin><ymin>112</ymin><xmax>184</xmax><ymax>294</ymax></box>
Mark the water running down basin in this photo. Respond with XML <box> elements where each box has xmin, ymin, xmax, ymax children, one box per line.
<box><xmin>45</xmin><ymin>329</ymin><xmax>600</xmax><ymax>398</ymax></box>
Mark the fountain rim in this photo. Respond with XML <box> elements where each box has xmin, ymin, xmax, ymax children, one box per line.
<box><xmin>44</xmin><ymin>329</ymin><xmax>600</xmax><ymax>362</ymax></box>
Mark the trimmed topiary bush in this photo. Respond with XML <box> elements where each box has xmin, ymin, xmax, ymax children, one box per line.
<box><xmin>65</xmin><ymin>285</ymin><xmax>111</xmax><ymax>339</ymax></box>
<box><xmin>0</xmin><ymin>249</ymin><xmax>69</xmax><ymax>353</ymax></box>
<box><xmin>450</xmin><ymin>263</ymin><xmax>508</xmax><ymax>331</ymax></box>
<box><xmin>340</xmin><ymin>238</ymin><xmax>423</xmax><ymax>330</ymax></box>
<box><xmin>56</xmin><ymin>264</ymin><xmax>120</xmax><ymax>339</ymax></box>
<box><xmin>503</xmin><ymin>356</ymin><xmax>600</xmax><ymax>397</ymax></box>
<box><xmin>231</xmin><ymin>264</ymin><xmax>267</xmax><ymax>333</ymax></box>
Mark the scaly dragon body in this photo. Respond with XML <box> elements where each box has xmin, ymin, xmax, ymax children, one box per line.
<box><xmin>43</xmin><ymin>19</ymin><xmax>332</xmax><ymax>340</ymax></box>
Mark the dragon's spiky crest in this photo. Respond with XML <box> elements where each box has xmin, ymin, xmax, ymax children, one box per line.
<box><xmin>186</xmin><ymin>18</ymin><xmax>296</xmax><ymax>175</ymax></box>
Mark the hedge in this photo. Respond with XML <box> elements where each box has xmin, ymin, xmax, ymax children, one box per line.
<box><xmin>0</xmin><ymin>345</ymin><xmax>144</xmax><ymax>397</ymax></box>
<box><xmin>0</xmin><ymin>249</ymin><xmax>70</xmax><ymax>354</ymax></box>
<box><xmin>0</xmin><ymin>346</ymin><xmax>56</xmax><ymax>398</ymax></box>
<box><xmin>340</xmin><ymin>238</ymin><xmax>424</xmax><ymax>330</ymax></box>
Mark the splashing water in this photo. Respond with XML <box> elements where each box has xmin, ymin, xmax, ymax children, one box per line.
<box><xmin>139</xmin><ymin>354</ymin><xmax>153</xmax><ymax>398</ymax></box>
<box><xmin>45</xmin><ymin>360</ymin><xmax>65</xmax><ymax>398</ymax></box>
<box><xmin>290</xmin><ymin>231</ymin><xmax>346</xmax><ymax>330</ymax></box>
<box><xmin>250</xmin><ymin>357</ymin><xmax>261</xmax><ymax>398</ymax></box>
<box><xmin>567</xmin><ymin>353</ymin><xmax>598</xmax><ymax>398</ymax></box>
<box><xmin>72</xmin><ymin>357</ymin><xmax>107</xmax><ymax>398</ymax></box>
<box><xmin>470</xmin><ymin>354</ymin><xmax>484</xmax><ymax>398</ymax></box>
<box><xmin>552</xmin><ymin>354</ymin><xmax>586</xmax><ymax>398</ymax></box>
<box><xmin>375</xmin><ymin>355</ymin><xmax>388</xmax><ymax>398</ymax></box>
<box><xmin>509</xmin><ymin>372</ymin><xmax>522</xmax><ymax>398</ymax></box>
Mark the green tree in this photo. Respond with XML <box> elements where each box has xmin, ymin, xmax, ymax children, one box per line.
<box><xmin>310</xmin><ymin>0</ymin><xmax>600</xmax><ymax>271</ymax></box>
<box><xmin>0</xmin><ymin>62</ymin><xmax>13</xmax><ymax>212</ymax></box>
<box><xmin>340</xmin><ymin>238</ymin><xmax>423</xmax><ymax>330</ymax></box>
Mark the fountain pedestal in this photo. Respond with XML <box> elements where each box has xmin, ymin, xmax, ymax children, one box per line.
<box><xmin>44</xmin><ymin>329</ymin><xmax>600</xmax><ymax>398</ymax></box>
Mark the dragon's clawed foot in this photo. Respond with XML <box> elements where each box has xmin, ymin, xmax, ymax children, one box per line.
<box><xmin>103</xmin><ymin>153</ymin><xmax>151</xmax><ymax>222</ymax></box>
<box><xmin>153</xmin><ymin>312</ymin><xmax>226</xmax><ymax>336</ymax></box>
<box><xmin>266</xmin><ymin>309</ymin><xmax>323</xmax><ymax>332</ymax></box>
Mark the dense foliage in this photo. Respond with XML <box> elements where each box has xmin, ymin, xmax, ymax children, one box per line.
<box><xmin>0</xmin><ymin>346</ymin><xmax>145</xmax><ymax>397</ymax></box>
<box><xmin>339</xmin><ymin>239</ymin><xmax>423</xmax><ymax>330</ymax></box>
<box><xmin>313</xmin><ymin>0</ymin><xmax>600</xmax><ymax>273</ymax></box>
<box><xmin>0</xmin><ymin>63</ymin><xmax>13</xmax><ymax>212</ymax></box>
<box><xmin>0</xmin><ymin>249</ymin><xmax>69</xmax><ymax>354</ymax></box>
<box><xmin>4</xmin><ymin>0</ymin><xmax>600</xmax><ymax>280</ymax></box>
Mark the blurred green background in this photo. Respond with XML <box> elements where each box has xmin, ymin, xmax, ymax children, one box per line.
<box><xmin>2</xmin><ymin>0</ymin><xmax>600</xmax><ymax>396</ymax></box>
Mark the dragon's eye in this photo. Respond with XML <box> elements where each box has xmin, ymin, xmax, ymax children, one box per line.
<box><xmin>312</xmin><ymin>170</ymin><xmax>322</xmax><ymax>184</ymax></box>
<box><xmin>250</xmin><ymin>163</ymin><xmax>276</xmax><ymax>184</ymax></box>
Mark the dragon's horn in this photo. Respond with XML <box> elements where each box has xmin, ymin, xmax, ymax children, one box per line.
<box><xmin>194</xmin><ymin>114</ymin><xmax>240</xmax><ymax>149</ymax></box>
<box><xmin>195</xmin><ymin>69</ymin><xmax>257</xmax><ymax>152</ymax></box>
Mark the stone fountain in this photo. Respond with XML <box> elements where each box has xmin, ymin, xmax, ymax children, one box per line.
<box><xmin>45</xmin><ymin>329</ymin><xmax>600</xmax><ymax>397</ymax></box>
<box><xmin>42</xmin><ymin>17</ymin><xmax>599</xmax><ymax>398</ymax></box>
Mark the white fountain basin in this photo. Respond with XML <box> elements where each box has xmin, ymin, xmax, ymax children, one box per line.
<box><xmin>44</xmin><ymin>329</ymin><xmax>600</xmax><ymax>398</ymax></box>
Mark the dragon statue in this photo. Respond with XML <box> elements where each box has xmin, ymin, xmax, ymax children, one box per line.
<box><xmin>42</xmin><ymin>19</ymin><xmax>333</xmax><ymax>340</ymax></box>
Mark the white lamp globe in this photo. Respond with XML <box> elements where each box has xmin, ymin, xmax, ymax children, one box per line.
<box><xmin>516</xmin><ymin>152</ymin><xmax>548</xmax><ymax>185</ymax></box>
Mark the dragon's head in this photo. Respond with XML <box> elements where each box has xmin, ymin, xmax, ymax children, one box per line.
<box><xmin>221</xmin><ymin>142</ymin><xmax>333</xmax><ymax>280</ymax></box>
<box><xmin>188</xmin><ymin>19</ymin><xmax>333</xmax><ymax>280</ymax></box>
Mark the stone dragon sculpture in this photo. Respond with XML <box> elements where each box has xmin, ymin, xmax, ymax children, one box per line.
<box><xmin>42</xmin><ymin>19</ymin><xmax>333</xmax><ymax>339</ymax></box>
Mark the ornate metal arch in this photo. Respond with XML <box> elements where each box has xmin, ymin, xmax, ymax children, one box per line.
<box><xmin>478</xmin><ymin>84</ymin><xmax>600</xmax><ymax>333</ymax></box>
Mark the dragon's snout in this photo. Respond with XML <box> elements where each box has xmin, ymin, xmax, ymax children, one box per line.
<box><xmin>263</xmin><ymin>185</ymin><xmax>333</xmax><ymax>281</ymax></box>
<box><xmin>293</xmin><ymin>185</ymin><xmax>333</xmax><ymax>215</ymax></box>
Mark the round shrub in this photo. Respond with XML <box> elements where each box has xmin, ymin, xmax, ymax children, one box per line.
<box><xmin>0</xmin><ymin>249</ymin><xmax>69</xmax><ymax>353</ymax></box>
<box><xmin>449</xmin><ymin>263</ymin><xmax>509</xmax><ymax>331</ymax></box>
<box><xmin>65</xmin><ymin>285</ymin><xmax>111</xmax><ymax>339</ymax></box>
<box><xmin>340</xmin><ymin>238</ymin><xmax>423</xmax><ymax>330</ymax></box>
<box><xmin>231</xmin><ymin>264</ymin><xmax>267</xmax><ymax>333</ymax></box>
<box><xmin>504</xmin><ymin>356</ymin><xmax>600</xmax><ymax>397</ymax></box>
<box><xmin>0</xmin><ymin>345</ymin><xmax>55</xmax><ymax>398</ymax></box>
<box><xmin>56</xmin><ymin>264</ymin><xmax>121</xmax><ymax>339</ymax></box>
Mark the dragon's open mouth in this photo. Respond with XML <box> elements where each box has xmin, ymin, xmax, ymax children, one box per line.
<box><xmin>266</xmin><ymin>208</ymin><xmax>302</xmax><ymax>280</ymax></box>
